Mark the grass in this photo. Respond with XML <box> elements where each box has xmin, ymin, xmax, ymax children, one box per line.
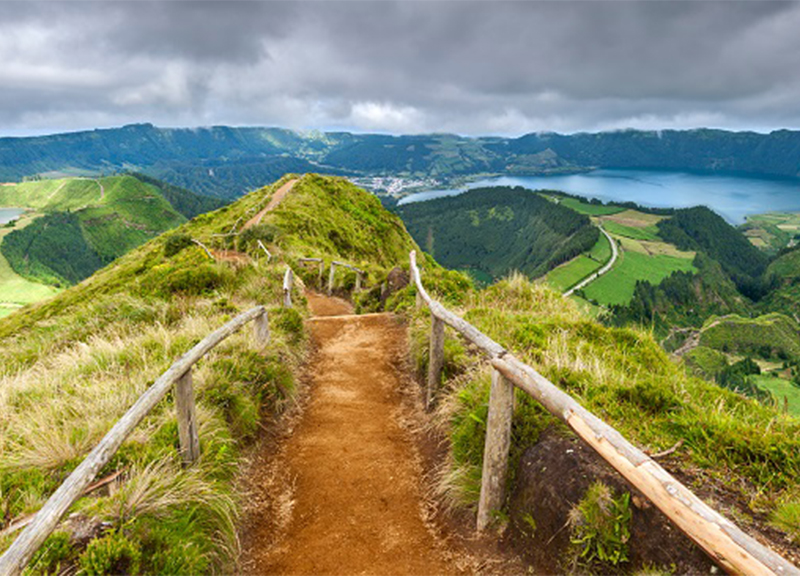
<box><xmin>398</xmin><ymin>273</ymin><xmax>800</xmax><ymax>553</ymax></box>
<box><xmin>556</xmin><ymin>196</ymin><xmax>625</xmax><ymax>216</ymax></box>
<box><xmin>582</xmin><ymin>250</ymin><xmax>697</xmax><ymax>306</ymax></box>
<box><xmin>700</xmin><ymin>313</ymin><xmax>800</xmax><ymax>361</ymax></box>
<box><xmin>752</xmin><ymin>375</ymin><xmax>800</xmax><ymax>417</ymax></box>
<box><xmin>0</xmin><ymin>212</ymin><xmax>61</xmax><ymax>307</ymax></box>
<box><xmin>0</xmin><ymin>174</ymin><xmax>413</xmax><ymax>573</ymax></box>
<box><xmin>602</xmin><ymin>220</ymin><xmax>661</xmax><ymax>241</ymax></box>
<box><xmin>741</xmin><ymin>212</ymin><xmax>800</xmax><ymax>252</ymax></box>
<box><xmin>544</xmin><ymin>230</ymin><xmax>611</xmax><ymax>292</ymax></box>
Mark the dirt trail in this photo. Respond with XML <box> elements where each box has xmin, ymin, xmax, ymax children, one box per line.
<box><xmin>244</xmin><ymin>178</ymin><xmax>298</xmax><ymax>230</ymax></box>
<box><xmin>242</xmin><ymin>293</ymin><xmax>461</xmax><ymax>575</ymax></box>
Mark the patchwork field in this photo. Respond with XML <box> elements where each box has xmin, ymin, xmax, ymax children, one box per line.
<box><xmin>598</xmin><ymin>209</ymin><xmax>663</xmax><ymax>241</ymax></box>
<box><xmin>741</xmin><ymin>212</ymin><xmax>800</xmax><ymax>252</ymax></box>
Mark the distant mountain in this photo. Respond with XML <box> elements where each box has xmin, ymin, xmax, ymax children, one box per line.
<box><xmin>3</xmin><ymin>124</ymin><xmax>800</xmax><ymax>199</ymax></box>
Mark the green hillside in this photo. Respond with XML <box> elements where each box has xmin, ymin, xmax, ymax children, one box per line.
<box><xmin>397</xmin><ymin>187</ymin><xmax>599</xmax><ymax>281</ymax></box>
<box><xmin>0</xmin><ymin>175</ymin><xmax>218</xmax><ymax>289</ymax></box>
<box><xmin>1</xmin><ymin>174</ymin><xmax>798</xmax><ymax>573</ymax></box>
<box><xmin>0</xmin><ymin>174</ymin><xmax>416</xmax><ymax>574</ymax></box>
<box><xmin>658</xmin><ymin>206</ymin><xmax>770</xmax><ymax>298</ymax></box>
<box><xmin>699</xmin><ymin>313</ymin><xmax>800</xmax><ymax>361</ymax></box>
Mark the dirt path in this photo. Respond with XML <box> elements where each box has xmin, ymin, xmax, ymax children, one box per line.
<box><xmin>244</xmin><ymin>178</ymin><xmax>298</xmax><ymax>230</ymax></box>
<box><xmin>241</xmin><ymin>293</ymin><xmax>462</xmax><ymax>575</ymax></box>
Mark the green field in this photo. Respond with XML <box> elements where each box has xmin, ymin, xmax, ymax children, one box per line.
<box><xmin>0</xmin><ymin>178</ymin><xmax>103</xmax><ymax>211</ymax></box>
<box><xmin>582</xmin><ymin>250</ymin><xmax>697</xmax><ymax>306</ymax></box>
<box><xmin>544</xmin><ymin>231</ymin><xmax>611</xmax><ymax>291</ymax></box>
<box><xmin>603</xmin><ymin>220</ymin><xmax>661</xmax><ymax>241</ymax></box>
<box><xmin>558</xmin><ymin>196</ymin><xmax>625</xmax><ymax>216</ymax></box>
<box><xmin>0</xmin><ymin>213</ymin><xmax>60</xmax><ymax>313</ymax></box>
<box><xmin>752</xmin><ymin>375</ymin><xmax>800</xmax><ymax>417</ymax></box>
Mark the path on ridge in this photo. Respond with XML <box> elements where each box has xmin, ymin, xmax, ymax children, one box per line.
<box><xmin>241</xmin><ymin>292</ymin><xmax>462</xmax><ymax>575</ymax></box>
<box><xmin>244</xmin><ymin>178</ymin><xmax>298</xmax><ymax>230</ymax></box>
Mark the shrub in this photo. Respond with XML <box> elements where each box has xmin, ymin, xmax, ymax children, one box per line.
<box><xmin>163</xmin><ymin>233</ymin><xmax>193</xmax><ymax>258</ymax></box>
<box><xmin>568</xmin><ymin>482</ymin><xmax>631</xmax><ymax>570</ymax></box>
<box><xmin>79</xmin><ymin>532</ymin><xmax>141</xmax><ymax>576</ymax></box>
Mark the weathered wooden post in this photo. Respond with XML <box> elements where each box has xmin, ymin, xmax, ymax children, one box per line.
<box><xmin>427</xmin><ymin>315</ymin><xmax>445</xmax><ymax>409</ymax></box>
<box><xmin>328</xmin><ymin>263</ymin><xmax>337</xmax><ymax>295</ymax></box>
<box><xmin>175</xmin><ymin>368</ymin><xmax>200</xmax><ymax>466</ymax></box>
<box><xmin>253</xmin><ymin>309</ymin><xmax>270</xmax><ymax>345</ymax></box>
<box><xmin>476</xmin><ymin>369</ymin><xmax>515</xmax><ymax>531</ymax></box>
<box><xmin>283</xmin><ymin>267</ymin><xmax>293</xmax><ymax>308</ymax></box>
<box><xmin>318</xmin><ymin>260</ymin><xmax>325</xmax><ymax>288</ymax></box>
<box><xmin>355</xmin><ymin>271</ymin><xmax>363</xmax><ymax>292</ymax></box>
<box><xmin>257</xmin><ymin>240</ymin><xmax>272</xmax><ymax>262</ymax></box>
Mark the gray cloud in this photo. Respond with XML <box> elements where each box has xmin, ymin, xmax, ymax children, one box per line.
<box><xmin>2</xmin><ymin>1</ymin><xmax>800</xmax><ymax>136</ymax></box>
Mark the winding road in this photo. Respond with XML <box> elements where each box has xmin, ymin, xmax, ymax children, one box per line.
<box><xmin>564</xmin><ymin>225</ymin><xmax>619</xmax><ymax>297</ymax></box>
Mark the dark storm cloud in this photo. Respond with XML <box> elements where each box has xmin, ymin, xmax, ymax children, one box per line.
<box><xmin>2</xmin><ymin>1</ymin><xmax>800</xmax><ymax>135</ymax></box>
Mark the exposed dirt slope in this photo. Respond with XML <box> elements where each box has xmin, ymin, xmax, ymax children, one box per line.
<box><xmin>241</xmin><ymin>294</ymin><xmax>463</xmax><ymax>575</ymax></box>
<box><xmin>244</xmin><ymin>178</ymin><xmax>298</xmax><ymax>230</ymax></box>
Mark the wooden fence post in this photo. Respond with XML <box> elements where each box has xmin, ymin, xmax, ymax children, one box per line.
<box><xmin>253</xmin><ymin>309</ymin><xmax>270</xmax><ymax>345</ymax></box>
<box><xmin>328</xmin><ymin>263</ymin><xmax>337</xmax><ymax>295</ymax></box>
<box><xmin>283</xmin><ymin>268</ymin><xmax>293</xmax><ymax>308</ymax></box>
<box><xmin>477</xmin><ymin>369</ymin><xmax>514</xmax><ymax>531</ymax></box>
<box><xmin>355</xmin><ymin>272</ymin><xmax>363</xmax><ymax>292</ymax></box>
<box><xmin>427</xmin><ymin>315</ymin><xmax>445</xmax><ymax>409</ymax></box>
<box><xmin>318</xmin><ymin>261</ymin><xmax>325</xmax><ymax>288</ymax></box>
<box><xmin>175</xmin><ymin>368</ymin><xmax>200</xmax><ymax>466</ymax></box>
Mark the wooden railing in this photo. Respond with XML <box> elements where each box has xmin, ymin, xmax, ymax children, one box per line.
<box><xmin>409</xmin><ymin>251</ymin><xmax>799</xmax><ymax>576</ymax></box>
<box><xmin>329</xmin><ymin>260</ymin><xmax>365</xmax><ymax>294</ymax></box>
<box><xmin>0</xmin><ymin>298</ymin><xmax>287</xmax><ymax>576</ymax></box>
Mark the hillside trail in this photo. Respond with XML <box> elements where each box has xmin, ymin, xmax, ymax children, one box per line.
<box><xmin>240</xmin><ymin>292</ymin><xmax>470</xmax><ymax>575</ymax></box>
<box><xmin>244</xmin><ymin>178</ymin><xmax>298</xmax><ymax>230</ymax></box>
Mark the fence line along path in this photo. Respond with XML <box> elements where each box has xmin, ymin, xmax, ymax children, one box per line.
<box><xmin>410</xmin><ymin>250</ymin><xmax>799</xmax><ymax>576</ymax></box>
<box><xmin>0</xmin><ymin>306</ymin><xmax>272</xmax><ymax>576</ymax></box>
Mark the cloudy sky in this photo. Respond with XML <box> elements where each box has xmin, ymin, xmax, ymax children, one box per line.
<box><xmin>2</xmin><ymin>1</ymin><xmax>800</xmax><ymax>137</ymax></box>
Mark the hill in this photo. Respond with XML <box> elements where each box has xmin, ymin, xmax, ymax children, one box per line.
<box><xmin>4</xmin><ymin>124</ymin><xmax>800</xmax><ymax>199</ymax></box>
<box><xmin>397</xmin><ymin>187</ymin><xmax>598</xmax><ymax>282</ymax></box>
<box><xmin>0</xmin><ymin>174</ymin><xmax>419</xmax><ymax>574</ymax></box>
<box><xmin>0</xmin><ymin>174</ymin><xmax>223</xmax><ymax>289</ymax></box>
<box><xmin>0</xmin><ymin>174</ymin><xmax>797</xmax><ymax>574</ymax></box>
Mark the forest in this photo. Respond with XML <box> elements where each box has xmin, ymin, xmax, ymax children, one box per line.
<box><xmin>397</xmin><ymin>186</ymin><xmax>598</xmax><ymax>281</ymax></box>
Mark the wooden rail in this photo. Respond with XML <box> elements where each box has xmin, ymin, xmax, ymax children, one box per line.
<box><xmin>409</xmin><ymin>251</ymin><xmax>799</xmax><ymax>576</ymax></box>
<box><xmin>298</xmin><ymin>257</ymin><xmax>325</xmax><ymax>287</ymax></box>
<box><xmin>0</xmin><ymin>307</ymin><xmax>271</xmax><ymax>576</ymax></box>
<box><xmin>283</xmin><ymin>267</ymin><xmax>294</xmax><ymax>308</ymax></box>
<box><xmin>328</xmin><ymin>260</ymin><xmax>365</xmax><ymax>294</ymax></box>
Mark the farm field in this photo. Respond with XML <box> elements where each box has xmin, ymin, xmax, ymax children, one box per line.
<box><xmin>741</xmin><ymin>212</ymin><xmax>800</xmax><ymax>252</ymax></box>
<box><xmin>539</xmin><ymin>193</ymin><xmax>625</xmax><ymax>216</ymax></box>
<box><xmin>544</xmin><ymin>230</ymin><xmax>611</xmax><ymax>291</ymax></box>
<box><xmin>581</xmin><ymin>249</ymin><xmax>697</xmax><ymax>306</ymax></box>
<box><xmin>598</xmin><ymin>208</ymin><xmax>663</xmax><ymax>241</ymax></box>
<box><xmin>752</xmin><ymin>375</ymin><xmax>800</xmax><ymax>417</ymax></box>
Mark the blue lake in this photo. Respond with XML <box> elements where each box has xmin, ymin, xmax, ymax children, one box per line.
<box><xmin>0</xmin><ymin>208</ymin><xmax>23</xmax><ymax>225</ymax></box>
<box><xmin>399</xmin><ymin>170</ymin><xmax>800</xmax><ymax>224</ymax></box>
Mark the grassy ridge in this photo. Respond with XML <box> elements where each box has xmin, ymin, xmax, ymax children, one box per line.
<box><xmin>0</xmin><ymin>174</ymin><xmax>415</xmax><ymax>573</ymax></box>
